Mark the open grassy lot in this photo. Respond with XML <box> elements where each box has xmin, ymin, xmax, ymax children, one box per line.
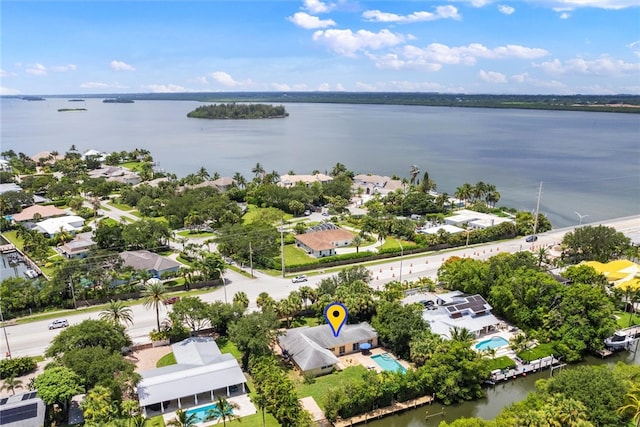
<box><xmin>293</xmin><ymin>365</ymin><xmax>367</xmax><ymax>409</ymax></box>
<box><xmin>242</xmin><ymin>205</ymin><xmax>292</xmax><ymax>224</ymax></box>
<box><xmin>107</xmin><ymin>201</ymin><xmax>135</xmax><ymax>211</ymax></box>
<box><xmin>283</xmin><ymin>245</ymin><xmax>315</xmax><ymax>267</ymax></box>
<box><xmin>121</xmin><ymin>161</ymin><xmax>143</xmax><ymax>171</ymax></box>
<box><xmin>378</xmin><ymin>236</ymin><xmax>417</xmax><ymax>251</ymax></box>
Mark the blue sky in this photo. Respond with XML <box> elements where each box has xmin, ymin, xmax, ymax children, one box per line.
<box><xmin>1</xmin><ymin>0</ymin><xmax>639</xmax><ymax>95</ymax></box>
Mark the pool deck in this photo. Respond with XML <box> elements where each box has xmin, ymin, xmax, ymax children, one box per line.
<box><xmin>337</xmin><ymin>347</ymin><xmax>411</xmax><ymax>373</ymax></box>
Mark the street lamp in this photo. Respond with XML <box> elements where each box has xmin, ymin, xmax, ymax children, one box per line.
<box><xmin>216</xmin><ymin>268</ymin><xmax>228</xmax><ymax>303</ymax></box>
<box><xmin>0</xmin><ymin>300</ymin><xmax>11</xmax><ymax>359</ymax></box>
<box><xmin>398</xmin><ymin>240</ymin><xmax>403</xmax><ymax>283</ymax></box>
<box><xmin>574</xmin><ymin>211</ymin><xmax>589</xmax><ymax>226</ymax></box>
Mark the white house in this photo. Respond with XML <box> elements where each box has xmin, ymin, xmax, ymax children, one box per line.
<box><xmin>34</xmin><ymin>215</ymin><xmax>85</xmax><ymax>236</ymax></box>
<box><xmin>444</xmin><ymin>209</ymin><xmax>514</xmax><ymax>230</ymax></box>
<box><xmin>279</xmin><ymin>173</ymin><xmax>333</xmax><ymax>188</ymax></box>
<box><xmin>137</xmin><ymin>337</ymin><xmax>248</xmax><ymax>415</ymax></box>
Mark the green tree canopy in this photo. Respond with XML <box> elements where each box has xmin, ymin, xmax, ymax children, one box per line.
<box><xmin>46</xmin><ymin>319</ymin><xmax>131</xmax><ymax>358</ymax></box>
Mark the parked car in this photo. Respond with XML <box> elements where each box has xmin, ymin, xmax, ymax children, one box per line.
<box><xmin>525</xmin><ymin>235</ymin><xmax>538</xmax><ymax>242</ymax></box>
<box><xmin>292</xmin><ymin>275</ymin><xmax>308</xmax><ymax>283</ymax></box>
<box><xmin>163</xmin><ymin>296</ymin><xmax>180</xmax><ymax>305</ymax></box>
<box><xmin>48</xmin><ymin>319</ymin><xmax>69</xmax><ymax>330</ymax></box>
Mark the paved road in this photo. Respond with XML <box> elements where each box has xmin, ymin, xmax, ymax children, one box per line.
<box><xmin>4</xmin><ymin>215</ymin><xmax>639</xmax><ymax>359</ymax></box>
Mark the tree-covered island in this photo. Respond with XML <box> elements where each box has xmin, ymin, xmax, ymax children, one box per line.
<box><xmin>187</xmin><ymin>103</ymin><xmax>289</xmax><ymax>119</ymax></box>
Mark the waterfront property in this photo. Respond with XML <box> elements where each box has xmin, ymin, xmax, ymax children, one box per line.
<box><xmin>352</xmin><ymin>174</ymin><xmax>404</xmax><ymax>196</ymax></box>
<box><xmin>583</xmin><ymin>259</ymin><xmax>640</xmax><ymax>290</ymax></box>
<box><xmin>279</xmin><ymin>173</ymin><xmax>333</xmax><ymax>188</ymax></box>
<box><xmin>444</xmin><ymin>209</ymin><xmax>514</xmax><ymax>230</ymax></box>
<box><xmin>371</xmin><ymin>353</ymin><xmax>407</xmax><ymax>373</ymax></box>
<box><xmin>11</xmin><ymin>205</ymin><xmax>67</xmax><ymax>223</ymax></box>
<box><xmin>475</xmin><ymin>336</ymin><xmax>510</xmax><ymax>351</ymax></box>
<box><xmin>136</xmin><ymin>337</ymin><xmax>248</xmax><ymax>416</ymax></box>
<box><xmin>60</xmin><ymin>232</ymin><xmax>96</xmax><ymax>259</ymax></box>
<box><xmin>278</xmin><ymin>322</ymin><xmax>378</xmax><ymax>377</ymax></box>
<box><xmin>33</xmin><ymin>215</ymin><xmax>85</xmax><ymax>237</ymax></box>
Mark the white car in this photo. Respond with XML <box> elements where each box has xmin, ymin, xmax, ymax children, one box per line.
<box><xmin>48</xmin><ymin>319</ymin><xmax>69</xmax><ymax>330</ymax></box>
<box><xmin>291</xmin><ymin>275</ymin><xmax>308</xmax><ymax>283</ymax></box>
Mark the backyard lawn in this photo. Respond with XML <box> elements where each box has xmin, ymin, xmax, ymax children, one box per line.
<box><xmin>294</xmin><ymin>366</ymin><xmax>368</xmax><ymax>409</ymax></box>
<box><xmin>2</xmin><ymin>230</ymin><xmax>23</xmax><ymax>250</ymax></box>
<box><xmin>517</xmin><ymin>342</ymin><xmax>556</xmax><ymax>362</ymax></box>
<box><xmin>615</xmin><ymin>310</ymin><xmax>640</xmax><ymax>329</ymax></box>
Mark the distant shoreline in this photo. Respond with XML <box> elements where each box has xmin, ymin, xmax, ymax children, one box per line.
<box><xmin>4</xmin><ymin>92</ymin><xmax>640</xmax><ymax>113</ymax></box>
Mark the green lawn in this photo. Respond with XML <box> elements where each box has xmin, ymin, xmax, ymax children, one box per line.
<box><xmin>486</xmin><ymin>356</ymin><xmax>516</xmax><ymax>371</ymax></box>
<box><xmin>144</xmin><ymin>415</ymin><xmax>165</xmax><ymax>427</ymax></box>
<box><xmin>242</xmin><ymin>205</ymin><xmax>292</xmax><ymax>224</ymax></box>
<box><xmin>615</xmin><ymin>310</ymin><xmax>640</xmax><ymax>329</ymax></box>
<box><xmin>283</xmin><ymin>244</ymin><xmax>315</xmax><ymax>267</ymax></box>
<box><xmin>517</xmin><ymin>342</ymin><xmax>556</xmax><ymax>362</ymax></box>
<box><xmin>288</xmin><ymin>315</ymin><xmax>322</xmax><ymax>328</ymax></box>
<box><xmin>176</xmin><ymin>230</ymin><xmax>215</xmax><ymax>238</ymax></box>
<box><xmin>121</xmin><ymin>161</ymin><xmax>143</xmax><ymax>171</ymax></box>
<box><xmin>107</xmin><ymin>201</ymin><xmax>135</xmax><ymax>211</ymax></box>
<box><xmin>294</xmin><ymin>365</ymin><xmax>367</xmax><ymax>409</ymax></box>
<box><xmin>2</xmin><ymin>231</ymin><xmax>24</xmax><ymax>251</ymax></box>
<box><xmin>156</xmin><ymin>352</ymin><xmax>176</xmax><ymax>368</ymax></box>
<box><xmin>217</xmin><ymin>337</ymin><xmax>242</xmax><ymax>360</ymax></box>
<box><xmin>378</xmin><ymin>236</ymin><xmax>417</xmax><ymax>251</ymax></box>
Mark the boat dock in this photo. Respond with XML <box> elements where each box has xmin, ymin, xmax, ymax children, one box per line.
<box><xmin>0</xmin><ymin>244</ymin><xmax>16</xmax><ymax>254</ymax></box>
<box><xmin>333</xmin><ymin>395</ymin><xmax>434</xmax><ymax>427</ymax></box>
<box><xmin>489</xmin><ymin>355</ymin><xmax>559</xmax><ymax>383</ymax></box>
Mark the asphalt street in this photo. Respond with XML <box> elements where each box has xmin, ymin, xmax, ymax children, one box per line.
<box><xmin>4</xmin><ymin>214</ymin><xmax>639</xmax><ymax>359</ymax></box>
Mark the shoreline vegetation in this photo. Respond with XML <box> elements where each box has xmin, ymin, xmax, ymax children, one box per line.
<box><xmin>10</xmin><ymin>92</ymin><xmax>640</xmax><ymax>113</ymax></box>
<box><xmin>187</xmin><ymin>103</ymin><xmax>289</xmax><ymax>119</ymax></box>
<box><xmin>57</xmin><ymin>108</ymin><xmax>87</xmax><ymax>112</ymax></box>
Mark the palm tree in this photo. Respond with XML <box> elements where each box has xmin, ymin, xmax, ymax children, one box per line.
<box><xmin>1</xmin><ymin>376</ymin><xmax>23</xmax><ymax>395</ymax></box>
<box><xmin>536</xmin><ymin>247</ymin><xmax>550</xmax><ymax>269</ymax></box>
<box><xmin>252</xmin><ymin>391</ymin><xmax>268</xmax><ymax>427</ymax></box>
<box><xmin>167</xmin><ymin>408</ymin><xmax>198</xmax><ymax>427</ymax></box>
<box><xmin>142</xmin><ymin>281</ymin><xmax>167</xmax><ymax>332</ymax></box>
<box><xmin>618</xmin><ymin>384</ymin><xmax>640</xmax><ymax>427</ymax></box>
<box><xmin>232</xmin><ymin>291</ymin><xmax>249</xmax><ymax>309</ymax></box>
<box><xmin>352</xmin><ymin>235</ymin><xmax>364</xmax><ymax>253</ymax></box>
<box><xmin>99</xmin><ymin>300</ymin><xmax>134</xmax><ymax>327</ymax></box>
<box><xmin>252</xmin><ymin>162</ymin><xmax>265</xmax><ymax>179</ymax></box>
<box><xmin>409</xmin><ymin>165</ymin><xmax>420</xmax><ymax>187</ymax></box>
<box><xmin>450</xmin><ymin>326</ymin><xmax>475</xmax><ymax>345</ymax></box>
<box><xmin>206</xmin><ymin>396</ymin><xmax>239</xmax><ymax>427</ymax></box>
<box><xmin>232</xmin><ymin>172</ymin><xmax>246</xmax><ymax>188</ymax></box>
<box><xmin>256</xmin><ymin>291</ymin><xmax>276</xmax><ymax>313</ymax></box>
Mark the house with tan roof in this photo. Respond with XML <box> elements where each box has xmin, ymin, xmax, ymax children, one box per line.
<box><xmin>279</xmin><ymin>173</ymin><xmax>333</xmax><ymax>188</ymax></box>
<box><xmin>353</xmin><ymin>173</ymin><xmax>404</xmax><ymax>196</ymax></box>
<box><xmin>12</xmin><ymin>205</ymin><xmax>67</xmax><ymax>222</ymax></box>
<box><xmin>295</xmin><ymin>228</ymin><xmax>355</xmax><ymax>257</ymax></box>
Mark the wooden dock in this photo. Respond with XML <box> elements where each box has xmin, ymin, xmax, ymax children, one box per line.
<box><xmin>333</xmin><ymin>395</ymin><xmax>434</xmax><ymax>427</ymax></box>
<box><xmin>0</xmin><ymin>244</ymin><xmax>16</xmax><ymax>254</ymax></box>
<box><xmin>489</xmin><ymin>355</ymin><xmax>559</xmax><ymax>382</ymax></box>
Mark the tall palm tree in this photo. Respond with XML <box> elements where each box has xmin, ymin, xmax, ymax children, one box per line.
<box><xmin>409</xmin><ymin>165</ymin><xmax>420</xmax><ymax>187</ymax></box>
<box><xmin>252</xmin><ymin>162</ymin><xmax>265</xmax><ymax>179</ymax></box>
<box><xmin>99</xmin><ymin>300</ymin><xmax>134</xmax><ymax>327</ymax></box>
<box><xmin>232</xmin><ymin>172</ymin><xmax>246</xmax><ymax>188</ymax></box>
<box><xmin>1</xmin><ymin>376</ymin><xmax>23</xmax><ymax>395</ymax></box>
<box><xmin>256</xmin><ymin>292</ymin><xmax>276</xmax><ymax>313</ymax></box>
<box><xmin>167</xmin><ymin>408</ymin><xmax>198</xmax><ymax>427</ymax></box>
<box><xmin>206</xmin><ymin>396</ymin><xmax>239</xmax><ymax>427</ymax></box>
<box><xmin>352</xmin><ymin>235</ymin><xmax>364</xmax><ymax>253</ymax></box>
<box><xmin>450</xmin><ymin>326</ymin><xmax>475</xmax><ymax>345</ymax></box>
<box><xmin>252</xmin><ymin>392</ymin><xmax>268</xmax><ymax>427</ymax></box>
<box><xmin>232</xmin><ymin>291</ymin><xmax>249</xmax><ymax>309</ymax></box>
<box><xmin>142</xmin><ymin>281</ymin><xmax>167</xmax><ymax>332</ymax></box>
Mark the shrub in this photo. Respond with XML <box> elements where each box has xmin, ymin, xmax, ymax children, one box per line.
<box><xmin>0</xmin><ymin>357</ymin><xmax>37</xmax><ymax>379</ymax></box>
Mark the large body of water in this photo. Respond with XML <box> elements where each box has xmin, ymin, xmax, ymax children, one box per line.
<box><xmin>2</xmin><ymin>98</ymin><xmax>639</xmax><ymax>228</ymax></box>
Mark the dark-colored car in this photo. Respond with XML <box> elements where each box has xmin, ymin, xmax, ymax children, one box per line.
<box><xmin>163</xmin><ymin>296</ymin><xmax>180</xmax><ymax>305</ymax></box>
<box><xmin>525</xmin><ymin>235</ymin><xmax>538</xmax><ymax>242</ymax></box>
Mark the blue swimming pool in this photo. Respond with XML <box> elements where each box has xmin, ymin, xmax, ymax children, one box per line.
<box><xmin>185</xmin><ymin>402</ymin><xmax>219</xmax><ymax>423</ymax></box>
<box><xmin>371</xmin><ymin>353</ymin><xmax>407</xmax><ymax>373</ymax></box>
<box><xmin>475</xmin><ymin>336</ymin><xmax>509</xmax><ymax>351</ymax></box>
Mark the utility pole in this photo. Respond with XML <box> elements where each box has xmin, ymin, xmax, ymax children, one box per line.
<box><xmin>280</xmin><ymin>220</ymin><xmax>285</xmax><ymax>278</ymax></box>
<box><xmin>249</xmin><ymin>241</ymin><xmax>254</xmax><ymax>278</ymax></box>
<box><xmin>69</xmin><ymin>280</ymin><xmax>77</xmax><ymax>310</ymax></box>
<box><xmin>398</xmin><ymin>240</ymin><xmax>404</xmax><ymax>283</ymax></box>
<box><xmin>532</xmin><ymin>182</ymin><xmax>543</xmax><ymax>236</ymax></box>
<box><xmin>0</xmin><ymin>300</ymin><xmax>11</xmax><ymax>359</ymax></box>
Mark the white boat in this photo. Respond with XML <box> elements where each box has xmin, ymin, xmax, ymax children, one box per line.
<box><xmin>605</xmin><ymin>329</ymin><xmax>640</xmax><ymax>350</ymax></box>
<box><xmin>24</xmin><ymin>269</ymin><xmax>39</xmax><ymax>279</ymax></box>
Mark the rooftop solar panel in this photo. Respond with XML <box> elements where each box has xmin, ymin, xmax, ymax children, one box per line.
<box><xmin>0</xmin><ymin>402</ymin><xmax>37</xmax><ymax>424</ymax></box>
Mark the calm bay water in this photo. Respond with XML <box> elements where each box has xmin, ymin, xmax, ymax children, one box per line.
<box><xmin>1</xmin><ymin>98</ymin><xmax>639</xmax><ymax>228</ymax></box>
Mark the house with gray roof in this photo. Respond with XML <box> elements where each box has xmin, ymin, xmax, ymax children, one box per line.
<box><xmin>0</xmin><ymin>391</ymin><xmax>46</xmax><ymax>427</ymax></box>
<box><xmin>119</xmin><ymin>250</ymin><xmax>181</xmax><ymax>278</ymax></box>
<box><xmin>60</xmin><ymin>232</ymin><xmax>95</xmax><ymax>259</ymax></box>
<box><xmin>278</xmin><ymin>322</ymin><xmax>378</xmax><ymax>377</ymax></box>
<box><xmin>137</xmin><ymin>337</ymin><xmax>247</xmax><ymax>415</ymax></box>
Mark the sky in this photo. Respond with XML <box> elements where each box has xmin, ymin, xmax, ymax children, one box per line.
<box><xmin>1</xmin><ymin>0</ymin><xmax>639</xmax><ymax>95</ymax></box>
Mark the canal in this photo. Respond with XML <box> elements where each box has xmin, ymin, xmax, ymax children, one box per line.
<box><xmin>366</xmin><ymin>349</ymin><xmax>639</xmax><ymax>426</ymax></box>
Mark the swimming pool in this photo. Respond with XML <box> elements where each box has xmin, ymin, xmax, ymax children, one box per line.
<box><xmin>475</xmin><ymin>336</ymin><xmax>509</xmax><ymax>351</ymax></box>
<box><xmin>371</xmin><ymin>353</ymin><xmax>407</xmax><ymax>373</ymax></box>
<box><xmin>185</xmin><ymin>402</ymin><xmax>220</xmax><ymax>423</ymax></box>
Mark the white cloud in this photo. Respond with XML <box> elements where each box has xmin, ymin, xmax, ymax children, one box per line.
<box><xmin>50</xmin><ymin>64</ymin><xmax>77</xmax><ymax>72</ymax></box>
<box><xmin>449</xmin><ymin>0</ymin><xmax>494</xmax><ymax>7</ymax></box>
<box><xmin>367</xmin><ymin>52</ymin><xmax>443</xmax><ymax>71</ymax></box>
<box><xmin>0</xmin><ymin>69</ymin><xmax>15</xmax><ymax>77</ymax></box>
<box><xmin>312</xmin><ymin>28</ymin><xmax>405</xmax><ymax>56</ymax></box>
<box><xmin>317</xmin><ymin>83</ymin><xmax>331</xmax><ymax>91</ymax></box>
<box><xmin>303</xmin><ymin>0</ymin><xmax>335</xmax><ymax>14</ymax></box>
<box><xmin>194</xmin><ymin>76</ymin><xmax>208</xmax><ymax>85</ymax></box>
<box><xmin>141</xmin><ymin>84</ymin><xmax>186</xmax><ymax>93</ymax></box>
<box><xmin>26</xmin><ymin>64</ymin><xmax>47</xmax><ymax>76</ymax></box>
<box><xmin>110</xmin><ymin>60</ymin><xmax>135</xmax><ymax>71</ymax></box>
<box><xmin>210</xmin><ymin>71</ymin><xmax>252</xmax><ymax>87</ymax></box>
<box><xmin>479</xmin><ymin>70</ymin><xmax>507</xmax><ymax>83</ymax></box>
<box><xmin>559</xmin><ymin>12</ymin><xmax>571</xmax><ymax>18</ymax></box>
<box><xmin>288</xmin><ymin>12</ymin><xmax>336</xmax><ymax>29</ymax></box>
<box><xmin>80</xmin><ymin>82</ymin><xmax>110</xmax><ymax>89</ymax></box>
<box><xmin>536</xmin><ymin>56</ymin><xmax>640</xmax><ymax>75</ymax></box>
<box><xmin>362</xmin><ymin>6</ymin><xmax>461</xmax><ymax>23</ymax></box>
<box><xmin>627</xmin><ymin>40</ymin><xmax>640</xmax><ymax>57</ymax></box>
<box><xmin>498</xmin><ymin>5</ymin><xmax>515</xmax><ymax>15</ymax></box>
<box><xmin>452</xmin><ymin>0</ymin><xmax>637</xmax><ymax>9</ymax></box>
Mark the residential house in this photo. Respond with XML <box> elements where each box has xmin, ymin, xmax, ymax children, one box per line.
<box><xmin>0</xmin><ymin>159</ymin><xmax>10</xmax><ymax>172</ymax></box>
<box><xmin>120</xmin><ymin>250</ymin><xmax>181</xmax><ymax>278</ymax></box>
<box><xmin>11</xmin><ymin>205</ymin><xmax>67</xmax><ymax>223</ymax></box>
<box><xmin>31</xmin><ymin>151</ymin><xmax>63</xmax><ymax>165</ymax></box>
<box><xmin>583</xmin><ymin>260</ymin><xmax>640</xmax><ymax>291</ymax></box>
<box><xmin>352</xmin><ymin>174</ymin><xmax>404</xmax><ymax>196</ymax></box>
<box><xmin>88</xmin><ymin>166</ymin><xmax>141</xmax><ymax>185</ymax></box>
<box><xmin>279</xmin><ymin>173</ymin><xmax>333</xmax><ymax>188</ymax></box>
<box><xmin>81</xmin><ymin>149</ymin><xmax>107</xmax><ymax>162</ymax></box>
<box><xmin>444</xmin><ymin>209</ymin><xmax>514</xmax><ymax>230</ymax></box>
<box><xmin>137</xmin><ymin>337</ymin><xmax>247</xmax><ymax>415</ymax></box>
<box><xmin>60</xmin><ymin>232</ymin><xmax>96</xmax><ymax>259</ymax></box>
<box><xmin>33</xmin><ymin>215</ymin><xmax>85</xmax><ymax>237</ymax></box>
<box><xmin>411</xmin><ymin>291</ymin><xmax>501</xmax><ymax>339</ymax></box>
<box><xmin>295</xmin><ymin>228</ymin><xmax>355</xmax><ymax>257</ymax></box>
<box><xmin>278</xmin><ymin>323</ymin><xmax>378</xmax><ymax>377</ymax></box>
<box><xmin>0</xmin><ymin>183</ymin><xmax>22</xmax><ymax>195</ymax></box>
<box><xmin>0</xmin><ymin>391</ymin><xmax>46</xmax><ymax>427</ymax></box>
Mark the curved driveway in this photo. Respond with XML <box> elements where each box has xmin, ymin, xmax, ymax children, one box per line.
<box><xmin>4</xmin><ymin>215</ymin><xmax>639</xmax><ymax>358</ymax></box>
